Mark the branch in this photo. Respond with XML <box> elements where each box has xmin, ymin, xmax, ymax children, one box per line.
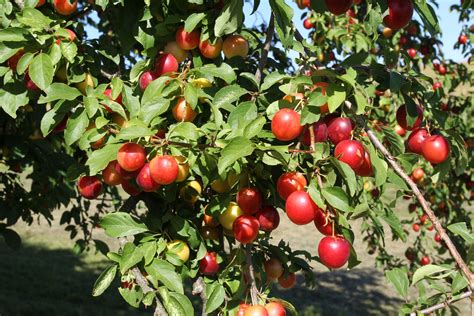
<box><xmin>352</xmin><ymin>109</ymin><xmax>474</xmax><ymax>289</ymax></box>
<box><xmin>192</xmin><ymin>277</ymin><xmax>207</xmax><ymax>316</ymax></box>
<box><xmin>118</xmin><ymin>237</ymin><xmax>168</xmax><ymax>316</ymax></box>
<box><xmin>245</xmin><ymin>244</ymin><xmax>259</xmax><ymax>305</ymax></box>
<box><xmin>255</xmin><ymin>13</ymin><xmax>275</xmax><ymax>86</ymax></box>
<box><xmin>100</xmin><ymin>69</ymin><xmax>121</xmax><ymax>80</ymax></box>
<box><xmin>409</xmin><ymin>291</ymin><xmax>472</xmax><ymax>316</ymax></box>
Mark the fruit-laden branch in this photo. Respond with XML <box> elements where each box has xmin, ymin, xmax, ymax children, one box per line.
<box><xmin>350</xmin><ymin>102</ymin><xmax>474</xmax><ymax>290</ymax></box>
<box><xmin>409</xmin><ymin>290</ymin><xmax>472</xmax><ymax>316</ymax></box>
<box><xmin>245</xmin><ymin>244</ymin><xmax>259</xmax><ymax>305</ymax></box>
<box><xmin>255</xmin><ymin>13</ymin><xmax>275</xmax><ymax>86</ymax></box>
<box><xmin>192</xmin><ymin>277</ymin><xmax>207</xmax><ymax>316</ymax></box>
<box><xmin>118</xmin><ymin>237</ymin><xmax>169</xmax><ymax>316</ymax></box>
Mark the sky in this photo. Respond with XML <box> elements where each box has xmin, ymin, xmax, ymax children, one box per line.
<box><xmin>242</xmin><ymin>1</ymin><xmax>466</xmax><ymax>62</ymax></box>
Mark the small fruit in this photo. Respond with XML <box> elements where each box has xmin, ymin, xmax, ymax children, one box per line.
<box><xmin>285</xmin><ymin>191</ymin><xmax>318</xmax><ymax>225</ymax></box>
<box><xmin>303</xmin><ymin>18</ymin><xmax>314</xmax><ymax>29</ymax></box>
<box><xmin>219</xmin><ymin>202</ymin><xmax>244</xmax><ymax>230</ymax></box>
<box><xmin>420</xmin><ymin>256</ymin><xmax>430</xmax><ymax>266</ymax></box>
<box><xmin>422</xmin><ymin>135</ymin><xmax>450</xmax><ymax>164</ymax></box>
<box><xmin>276</xmin><ymin>172</ymin><xmax>307</xmax><ymax>201</ymax></box>
<box><xmin>278</xmin><ymin>272</ymin><xmax>296</xmax><ymax>289</ymax></box>
<box><xmin>355</xmin><ymin>151</ymin><xmax>373</xmax><ymax>177</ymax></box>
<box><xmin>396</xmin><ymin>104</ymin><xmax>423</xmax><ymax>131</ymax></box>
<box><xmin>382</xmin><ymin>27</ymin><xmax>393</xmax><ymax>38</ymax></box>
<box><xmin>172</xmin><ymin>98</ymin><xmax>197</xmax><ymax>122</ymax></box>
<box><xmin>175</xmin><ymin>156</ymin><xmax>190</xmax><ymax>182</ymax></box>
<box><xmin>243</xmin><ymin>306</ymin><xmax>269</xmax><ymax>316</ymax></box>
<box><xmin>237</xmin><ymin>187</ymin><xmax>263</xmax><ymax>215</ymax></box>
<box><xmin>233</xmin><ymin>215</ymin><xmax>260</xmax><ymax>244</ymax></box>
<box><xmin>256</xmin><ymin>206</ymin><xmax>280</xmax><ymax>231</ymax></box>
<box><xmin>139</xmin><ymin>71</ymin><xmax>157</xmax><ymax>90</ymax></box>
<box><xmin>395</xmin><ymin>124</ymin><xmax>406</xmax><ymax>136</ymax></box>
<box><xmin>78</xmin><ymin>176</ymin><xmax>102</xmax><ymax>199</ymax></box>
<box><xmin>199</xmin><ymin>251</ymin><xmax>219</xmax><ymax>275</ymax></box>
<box><xmin>176</xmin><ymin>26</ymin><xmax>200</xmax><ymax>50</ymax></box>
<box><xmin>121</xmin><ymin>179</ymin><xmax>142</xmax><ymax>196</ymax></box>
<box><xmin>179</xmin><ymin>180</ymin><xmax>202</xmax><ymax>204</ymax></box>
<box><xmin>53</xmin><ymin>0</ymin><xmax>78</xmax><ymax>15</ymax></box>
<box><xmin>76</xmin><ymin>73</ymin><xmax>95</xmax><ymax>94</ymax></box>
<box><xmin>407</xmin><ymin>128</ymin><xmax>430</xmax><ymax>154</ymax></box>
<box><xmin>166</xmin><ymin>240</ymin><xmax>190</xmax><ymax>262</ymax></box>
<box><xmin>412</xmin><ymin>223</ymin><xmax>420</xmax><ymax>232</ymax></box>
<box><xmin>318</xmin><ymin>236</ymin><xmax>351</xmax><ymax>269</ymax></box>
<box><xmin>149</xmin><ymin>155</ymin><xmax>179</xmax><ymax>185</ymax></box>
<box><xmin>383</xmin><ymin>0</ymin><xmax>414</xmax><ymax>30</ymax></box>
<box><xmin>411</xmin><ymin>168</ymin><xmax>424</xmax><ymax>183</ymax></box>
<box><xmin>302</xmin><ymin>121</ymin><xmax>328</xmax><ymax>146</ymax></box>
<box><xmin>327</xmin><ymin>117</ymin><xmax>353</xmax><ymax>144</ymax></box>
<box><xmin>155</xmin><ymin>53</ymin><xmax>179</xmax><ymax>77</ymax></box>
<box><xmin>314</xmin><ymin>209</ymin><xmax>333</xmax><ymax>236</ymax></box>
<box><xmin>407</xmin><ymin>48</ymin><xmax>417</xmax><ymax>59</ymax></box>
<box><xmin>334</xmin><ymin>140</ymin><xmax>366</xmax><ymax>170</ymax></box>
<box><xmin>117</xmin><ymin>143</ymin><xmax>146</xmax><ymax>172</ymax></box>
<box><xmin>324</xmin><ymin>0</ymin><xmax>353</xmax><ymax>15</ymax></box>
<box><xmin>136</xmin><ymin>163</ymin><xmax>161</xmax><ymax>192</ymax></box>
<box><xmin>432</xmin><ymin>82</ymin><xmax>442</xmax><ymax>91</ymax></box>
<box><xmin>199</xmin><ymin>38</ymin><xmax>223</xmax><ymax>59</ymax></box>
<box><xmin>264</xmin><ymin>258</ymin><xmax>284</xmax><ymax>280</ymax></box>
<box><xmin>265</xmin><ymin>302</ymin><xmax>286</xmax><ymax>316</ymax></box>
<box><xmin>223</xmin><ymin>35</ymin><xmax>249</xmax><ymax>59</ymax></box>
<box><xmin>271</xmin><ymin>109</ymin><xmax>302</xmax><ymax>141</ymax></box>
<box><xmin>458</xmin><ymin>34</ymin><xmax>468</xmax><ymax>45</ymax></box>
<box><xmin>164</xmin><ymin>41</ymin><xmax>188</xmax><ymax>63</ymax></box>
<box><xmin>102</xmin><ymin>160</ymin><xmax>123</xmax><ymax>186</ymax></box>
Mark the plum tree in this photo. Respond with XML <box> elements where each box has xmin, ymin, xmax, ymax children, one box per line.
<box><xmin>0</xmin><ymin>0</ymin><xmax>473</xmax><ymax>315</ymax></box>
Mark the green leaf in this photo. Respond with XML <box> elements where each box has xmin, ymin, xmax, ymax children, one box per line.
<box><xmin>86</xmin><ymin>143</ymin><xmax>122</xmax><ymax>175</ymax></box>
<box><xmin>118</xmin><ymin>125</ymin><xmax>155</xmax><ymax>140</ymax></box>
<box><xmin>120</xmin><ymin>243</ymin><xmax>144</xmax><ymax>274</ymax></box>
<box><xmin>205</xmin><ymin>283</ymin><xmax>225</xmax><ymax>314</ymax></box>
<box><xmin>0</xmin><ymin>27</ymin><xmax>29</xmax><ymax>42</ymax></box>
<box><xmin>28</xmin><ymin>53</ymin><xmax>54</xmax><ymax>91</ymax></box>
<box><xmin>321</xmin><ymin>187</ymin><xmax>353</xmax><ymax>212</ymax></box>
<box><xmin>118</xmin><ymin>286</ymin><xmax>143</xmax><ymax>308</ymax></box>
<box><xmin>243</xmin><ymin>116</ymin><xmax>266</xmax><ymax>139</ymax></box>
<box><xmin>414</xmin><ymin>1</ymin><xmax>440</xmax><ymax>36</ymax></box>
<box><xmin>145</xmin><ymin>259</ymin><xmax>184</xmax><ymax>294</ymax></box>
<box><xmin>269</xmin><ymin>0</ymin><xmax>294</xmax><ymax>48</ymax></box>
<box><xmin>184</xmin><ymin>13</ymin><xmax>206</xmax><ymax>32</ymax></box>
<box><xmin>218</xmin><ymin>137</ymin><xmax>254</xmax><ymax>174</ymax></box>
<box><xmin>385</xmin><ymin>267</ymin><xmax>409</xmax><ymax>299</ymax></box>
<box><xmin>330</xmin><ymin>157</ymin><xmax>357</xmax><ymax>196</ymax></box>
<box><xmin>64</xmin><ymin>108</ymin><xmax>89</xmax><ymax>146</ymax></box>
<box><xmin>198</xmin><ymin>63</ymin><xmax>236</xmax><ymax>84</ymax></box>
<box><xmin>261</xmin><ymin>72</ymin><xmax>290</xmax><ymax>91</ymax></box>
<box><xmin>214</xmin><ymin>0</ymin><xmax>244</xmax><ymax>37</ymax></box>
<box><xmin>448</xmin><ymin>223</ymin><xmax>474</xmax><ymax>244</ymax></box>
<box><xmin>366</xmin><ymin>143</ymin><xmax>388</xmax><ymax>187</ymax></box>
<box><xmin>327</xmin><ymin>84</ymin><xmax>346</xmax><ymax>113</ymax></box>
<box><xmin>92</xmin><ymin>265</ymin><xmax>117</xmax><ymax>297</ymax></box>
<box><xmin>213</xmin><ymin>85</ymin><xmax>247</xmax><ymax>110</ymax></box>
<box><xmin>38</xmin><ymin>83</ymin><xmax>81</xmax><ymax>103</ymax></box>
<box><xmin>100</xmin><ymin>212</ymin><xmax>148</xmax><ymax>238</ymax></box>
<box><xmin>141</xmin><ymin>76</ymin><xmax>171</xmax><ymax>107</ymax></box>
<box><xmin>0</xmin><ymin>88</ymin><xmax>29</xmax><ymax>119</ymax></box>
<box><xmin>159</xmin><ymin>288</ymin><xmax>194</xmax><ymax>316</ymax></box>
<box><xmin>412</xmin><ymin>265</ymin><xmax>450</xmax><ymax>285</ymax></box>
<box><xmin>168</xmin><ymin>122</ymin><xmax>199</xmax><ymax>141</ymax></box>
<box><xmin>184</xmin><ymin>83</ymin><xmax>198</xmax><ymax>109</ymax></box>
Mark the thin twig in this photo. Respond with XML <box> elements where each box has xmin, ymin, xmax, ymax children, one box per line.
<box><xmin>245</xmin><ymin>244</ymin><xmax>259</xmax><ymax>305</ymax></box>
<box><xmin>255</xmin><ymin>13</ymin><xmax>275</xmax><ymax>86</ymax></box>
<box><xmin>409</xmin><ymin>290</ymin><xmax>472</xmax><ymax>316</ymax></box>
<box><xmin>351</xmin><ymin>107</ymin><xmax>474</xmax><ymax>289</ymax></box>
<box><xmin>192</xmin><ymin>277</ymin><xmax>208</xmax><ymax>316</ymax></box>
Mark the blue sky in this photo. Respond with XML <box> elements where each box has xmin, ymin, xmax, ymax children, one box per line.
<box><xmin>242</xmin><ymin>1</ymin><xmax>466</xmax><ymax>62</ymax></box>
